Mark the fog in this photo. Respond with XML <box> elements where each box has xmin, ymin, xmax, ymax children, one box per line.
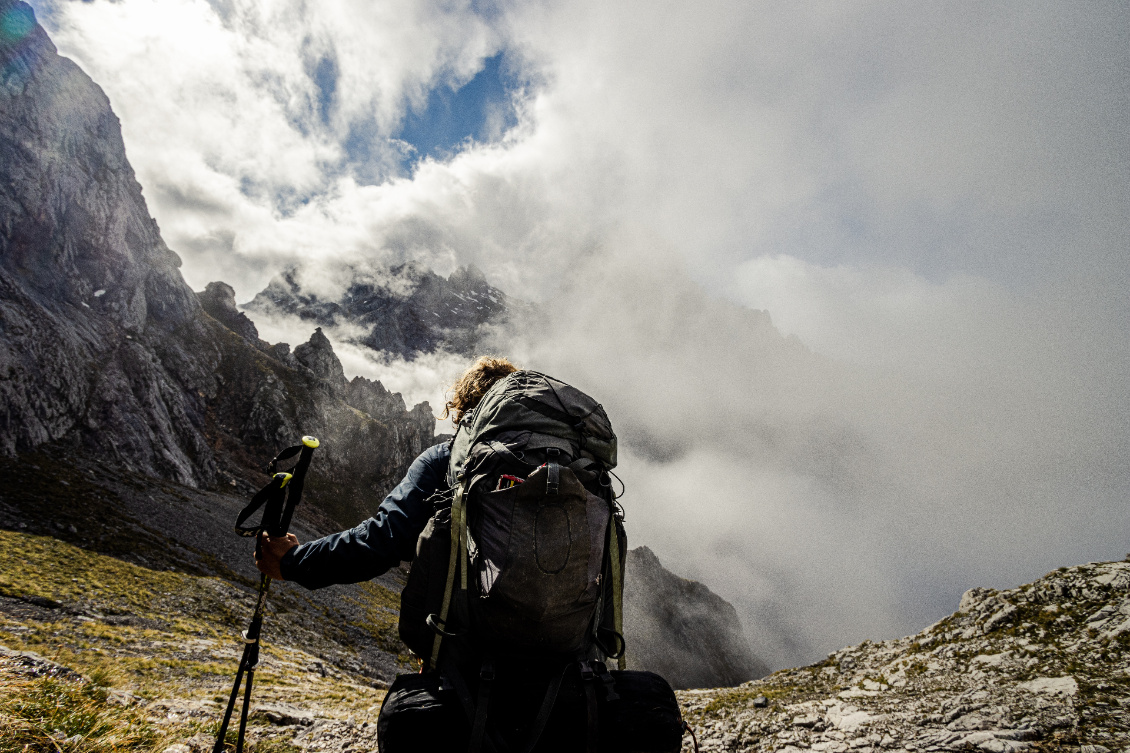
<box><xmin>32</xmin><ymin>0</ymin><xmax>1130</xmax><ymax>668</ymax></box>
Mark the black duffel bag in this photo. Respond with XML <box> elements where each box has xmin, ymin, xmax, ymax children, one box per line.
<box><xmin>377</xmin><ymin>666</ymin><xmax>685</xmax><ymax>753</ymax></box>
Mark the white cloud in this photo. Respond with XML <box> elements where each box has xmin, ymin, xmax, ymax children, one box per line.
<box><xmin>30</xmin><ymin>0</ymin><xmax>1130</xmax><ymax>668</ymax></box>
<box><xmin>39</xmin><ymin>0</ymin><xmax>501</xmax><ymax>292</ymax></box>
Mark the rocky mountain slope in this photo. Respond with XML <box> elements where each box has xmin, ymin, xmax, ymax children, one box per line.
<box><xmin>680</xmin><ymin>559</ymin><xmax>1130</xmax><ymax>751</ymax></box>
<box><xmin>0</xmin><ymin>0</ymin><xmax>435</xmax><ymax>530</ymax></box>
<box><xmin>245</xmin><ymin>262</ymin><xmax>516</xmax><ymax>360</ymax></box>
<box><xmin>627</xmin><ymin>546</ymin><xmax>767</xmax><ymax>689</ymax></box>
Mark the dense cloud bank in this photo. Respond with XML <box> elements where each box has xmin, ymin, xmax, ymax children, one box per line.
<box><xmin>505</xmin><ymin>250</ymin><xmax>1128</xmax><ymax>668</ymax></box>
<box><xmin>29</xmin><ymin>0</ymin><xmax>1130</xmax><ymax>667</ymax></box>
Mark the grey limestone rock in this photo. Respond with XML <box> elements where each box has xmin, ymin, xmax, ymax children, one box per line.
<box><xmin>294</xmin><ymin>327</ymin><xmax>347</xmax><ymax>388</ymax></box>
<box><xmin>197</xmin><ymin>281</ymin><xmax>261</xmax><ymax>345</ymax></box>
<box><xmin>344</xmin><ymin>376</ymin><xmax>410</xmax><ymax>421</ymax></box>
<box><xmin>678</xmin><ymin>559</ymin><xmax>1130</xmax><ymax>751</ymax></box>
<box><xmin>266</xmin><ymin>341</ymin><xmax>300</xmax><ymax>369</ymax></box>
<box><xmin>0</xmin><ymin>0</ymin><xmax>208</xmax><ymax>483</ymax></box>
<box><xmin>626</xmin><ymin>545</ymin><xmax>768</xmax><ymax>689</ymax></box>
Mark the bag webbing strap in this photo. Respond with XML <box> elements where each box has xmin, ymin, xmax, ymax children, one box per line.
<box><xmin>517</xmin><ymin>664</ymin><xmax>570</xmax><ymax>753</ymax></box>
<box><xmin>468</xmin><ymin>660</ymin><xmax>494</xmax><ymax>753</ymax></box>
<box><xmin>580</xmin><ymin>661</ymin><xmax>600</xmax><ymax>753</ymax></box>
<box><xmin>264</xmin><ymin>443</ymin><xmax>304</xmax><ymax>472</ymax></box>
<box><xmin>609</xmin><ymin>517</ymin><xmax>625</xmax><ymax>670</ymax></box>
<box><xmin>233</xmin><ymin>473</ymin><xmax>290</xmax><ymax>537</ymax></box>
<box><xmin>430</xmin><ymin>483</ymin><xmax>465</xmax><ymax>669</ymax></box>
<box><xmin>485</xmin><ymin>440</ymin><xmax>535</xmax><ymax>471</ymax></box>
<box><xmin>460</xmin><ymin>487</ymin><xmax>470</xmax><ymax>593</ymax></box>
<box><xmin>439</xmin><ymin>659</ymin><xmax>507</xmax><ymax>753</ymax></box>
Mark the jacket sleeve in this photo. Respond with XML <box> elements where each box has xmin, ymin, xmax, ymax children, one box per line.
<box><xmin>279</xmin><ymin>442</ymin><xmax>450</xmax><ymax>590</ymax></box>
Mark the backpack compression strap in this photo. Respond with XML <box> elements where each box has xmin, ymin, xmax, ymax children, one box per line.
<box><xmin>429</xmin><ymin>481</ymin><xmax>468</xmax><ymax>669</ymax></box>
<box><xmin>609</xmin><ymin>517</ymin><xmax>625</xmax><ymax>671</ymax></box>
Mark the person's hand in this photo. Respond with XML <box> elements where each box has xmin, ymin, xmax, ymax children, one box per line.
<box><xmin>255</xmin><ymin>532</ymin><xmax>299</xmax><ymax>580</ymax></box>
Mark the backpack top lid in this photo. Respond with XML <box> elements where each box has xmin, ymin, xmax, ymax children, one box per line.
<box><xmin>447</xmin><ymin>370</ymin><xmax>617</xmax><ymax>483</ymax></box>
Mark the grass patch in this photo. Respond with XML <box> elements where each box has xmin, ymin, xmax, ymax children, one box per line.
<box><xmin>0</xmin><ymin>664</ymin><xmax>164</xmax><ymax>753</ymax></box>
<box><xmin>698</xmin><ymin>684</ymin><xmax>803</xmax><ymax>716</ymax></box>
<box><xmin>0</xmin><ymin>529</ymin><xmax>192</xmax><ymax>614</ymax></box>
<box><xmin>0</xmin><ymin>529</ymin><xmax>389</xmax><ymax>720</ymax></box>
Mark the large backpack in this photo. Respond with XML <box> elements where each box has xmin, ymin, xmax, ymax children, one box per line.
<box><xmin>400</xmin><ymin>369</ymin><xmax>625</xmax><ymax>664</ymax></box>
<box><xmin>394</xmin><ymin>370</ymin><xmax>643</xmax><ymax>752</ymax></box>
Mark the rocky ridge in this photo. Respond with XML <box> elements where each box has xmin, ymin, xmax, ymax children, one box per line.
<box><xmin>245</xmin><ymin>261</ymin><xmax>515</xmax><ymax>360</ymax></box>
<box><xmin>627</xmin><ymin>546</ymin><xmax>767</xmax><ymax>689</ymax></box>
<box><xmin>679</xmin><ymin>559</ymin><xmax>1130</xmax><ymax>752</ymax></box>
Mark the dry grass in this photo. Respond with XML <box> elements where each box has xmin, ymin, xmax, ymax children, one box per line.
<box><xmin>0</xmin><ymin>528</ymin><xmax>396</xmax><ymax>750</ymax></box>
<box><xmin>0</xmin><ymin>663</ymin><xmax>164</xmax><ymax>753</ymax></box>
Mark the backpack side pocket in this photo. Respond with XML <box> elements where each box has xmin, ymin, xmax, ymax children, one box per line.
<box><xmin>398</xmin><ymin>507</ymin><xmax>452</xmax><ymax>658</ymax></box>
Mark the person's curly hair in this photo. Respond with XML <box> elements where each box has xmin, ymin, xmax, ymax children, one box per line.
<box><xmin>441</xmin><ymin>356</ymin><xmax>519</xmax><ymax>425</ymax></box>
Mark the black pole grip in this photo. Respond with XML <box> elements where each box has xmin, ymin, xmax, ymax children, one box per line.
<box><xmin>270</xmin><ymin>436</ymin><xmax>318</xmax><ymax>537</ymax></box>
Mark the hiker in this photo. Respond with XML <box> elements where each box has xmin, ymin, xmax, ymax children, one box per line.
<box><xmin>253</xmin><ymin>355</ymin><xmax>519</xmax><ymax>586</ymax></box>
<box><xmin>253</xmin><ymin>357</ymin><xmax>686</xmax><ymax>752</ymax></box>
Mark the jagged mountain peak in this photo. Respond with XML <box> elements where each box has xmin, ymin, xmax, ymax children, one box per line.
<box><xmin>197</xmin><ymin>281</ymin><xmax>261</xmax><ymax>344</ymax></box>
<box><xmin>244</xmin><ymin>260</ymin><xmax>513</xmax><ymax>360</ymax></box>
<box><xmin>293</xmin><ymin>326</ymin><xmax>346</xmax><ymax>387</ymax></box>
<box><xmin>626</xmin><ymin>545</ymin><xmax>768</xmax><ymax>689</ymax></box>
<box><xmin>1</xmin><ymin>0</ymin><xmax>195</xmax><ymax>332</ymax></box>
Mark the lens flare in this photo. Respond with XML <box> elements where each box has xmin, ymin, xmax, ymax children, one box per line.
<box><xmin>0</xmin><ymin>5</ymin><xmax>35</xmax><ymax>45</ymax></box>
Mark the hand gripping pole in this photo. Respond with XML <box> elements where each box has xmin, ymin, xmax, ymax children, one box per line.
<box><xmin>213</xmin><ymin>436</ymin><xmax>318</xmax><ymax>753</ymax></box>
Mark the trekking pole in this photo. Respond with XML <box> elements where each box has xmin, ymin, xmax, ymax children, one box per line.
<box><xmin>212</xmin><ymin>436</ymin><xmax>319</xmax><ymax>753</ymax></box>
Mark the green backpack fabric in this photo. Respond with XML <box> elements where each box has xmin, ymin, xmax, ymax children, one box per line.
<box><xmin>399</xmin><ymin>370</ymin><xmax>626</xmax><ymax>671</ymax></box>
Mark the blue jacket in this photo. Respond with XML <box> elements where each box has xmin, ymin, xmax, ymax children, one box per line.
<box><xmin>280</xmin><ymin>442</ymin><xmax>450</xmax><ymax>589</ymax></box>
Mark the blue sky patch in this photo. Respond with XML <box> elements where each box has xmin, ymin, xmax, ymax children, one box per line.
<box><xmin>310</xmin><ymin>53</ymin><xmax>338</xmax><ymax>127</ymax></box>
<box><xmin>394</xmin><ymin>52</ymin><xmax>519</xmax><ymax>167</ymax></box>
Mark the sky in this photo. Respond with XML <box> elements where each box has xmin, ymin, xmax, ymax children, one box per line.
<box><xmin>28</xmin><ymin>0</ymin><xmax>1130</xmax><ymax>669</ymax></box>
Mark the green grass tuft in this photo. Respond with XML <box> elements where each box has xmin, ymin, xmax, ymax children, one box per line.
<box><xmin>0</xmin><ymin>667</ymin><xmax>163</xmax><ymax>753</ymax></box>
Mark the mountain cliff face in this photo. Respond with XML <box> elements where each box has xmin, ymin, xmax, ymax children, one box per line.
<box><xmin>0</xmin><ymin>0</ymin><xmax>207</xmax><ymax>482</ymax></box>
<box><xmin>680</xmin><ymin>559</ymin><xmax>1130</xmax><ymax>751</ymax></box>
<box><xmin>626</xmin><ymin>546</ymin><xmax>767</xmax><ymax>689</ymax></box>
<box><xmin>0</xmin><ymin>0</ymin><xmax>434</xmax><ymax>528</ymax></box>
<box><xmin>245</xmin><ymin>262</ymin><xmax>513</xmax><ymax>359</ymax></box>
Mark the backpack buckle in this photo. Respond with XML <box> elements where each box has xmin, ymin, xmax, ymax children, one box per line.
<box><xmin>546</xmin><ymin>463</ymin><xmax>560</xmax><ymax>496</ymax></box>
<box><xmin>546</xmin><ymin>449</ymin><xmax>561</xmax><ymax>496</ymax></box>
<box><xmin>594</xmin><ymin>660</ymin><xmax>619</xmax><ymax>702</ymax></box>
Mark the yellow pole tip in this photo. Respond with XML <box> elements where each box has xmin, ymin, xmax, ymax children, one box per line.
<box><xmin>301</xmin><ymin>436</ymin><xmax>320</xmax><ymax>448</ymax></box>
